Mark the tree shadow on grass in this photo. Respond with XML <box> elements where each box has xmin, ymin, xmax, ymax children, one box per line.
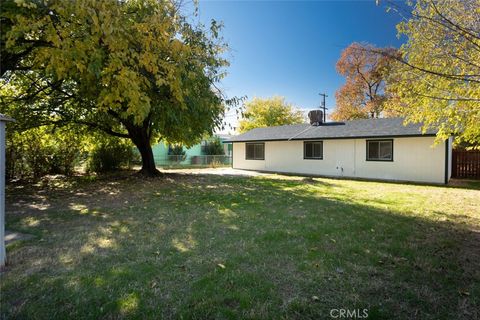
<box><xmin>2</xmin><ymin>173</ymin><xmax>480</xmax><ymax>319</ymax></box>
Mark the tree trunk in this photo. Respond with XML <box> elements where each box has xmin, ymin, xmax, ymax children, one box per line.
<box><xmin>135</xmin><ymin>139</ymin><xmax>161</xmax><ymax>177</ymax></box>
<box><xmin>129</xmin><ymin>126</ymin><xmax>161</xmax><ymax>177</ymax></box>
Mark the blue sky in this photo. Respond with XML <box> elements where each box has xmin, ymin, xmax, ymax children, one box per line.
<box><xmin>195</xmin><ymin>0</ymin><xmax>405</xmax><ymax>130</ymax></box>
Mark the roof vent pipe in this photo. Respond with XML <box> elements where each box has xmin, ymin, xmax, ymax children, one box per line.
<box><xmin>308</xmin><ymin>110</ymin><xmax>324</xmax><ymax>126</ymax></box>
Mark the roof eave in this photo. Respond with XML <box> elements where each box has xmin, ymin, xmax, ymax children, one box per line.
<box><xmin>228</xmin><ymin>133</ymin><xmax>438</xmax><ymax>143</ymax></box>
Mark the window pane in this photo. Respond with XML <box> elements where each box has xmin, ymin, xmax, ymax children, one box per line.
<box><xmin>379</xmin><ymin>141</ymin><xmax>392</xmax><ymax>160</ymax></box>
<box><xmin>313</xmin><ymin>142</ymin><xmax>322</xmax><ymax>158</ymax></box>
<box><xmin>305</xmin><ymin>143</ymin><xmax>313</xmax><ymax>158</ymax></box>
<box><xmin>368</xmin><ymin>141</ymin><xmax>379</xmax><ymax>159</ymax></box>
<box><xmin>305</xmin><ymin>142</ymin><xmax>322</xmax><ymax>159</ymax></box>
<box><xmin>313</xmin><ymin>143</ymin><xmax>319</xmax><ymax>158</ymax></box>
<box><xmin>254</xmin><ymin>144</ymin><xmax>264</xmax><ymax>159</ymax></box>
<box><xmin>246</xmin><ymin>144</ymin><xmax>255</xmax><ymax>159</ymax></box>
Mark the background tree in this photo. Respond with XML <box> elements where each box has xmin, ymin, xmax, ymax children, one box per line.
<box><xmin>331</xmin><ymin>43</ymin><xmax>397</xmax><ymax>121</ymax></box>
<box><xmin>382</xmin><ymin>0</ymin><xmax>480</xmax><ymax>147</ymax></box>
<box><xmin>238</xmin><ymin>96</ymin><xmax>305</xmax><ymax>133</ymax></box>
<box><xmin>0</xmin><ymin>0</ymin><xmax>237</xmax><ymax>176</ymax></box>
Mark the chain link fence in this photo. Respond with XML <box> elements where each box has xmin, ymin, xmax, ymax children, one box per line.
<box><xmin>154</xmin><ymin>155</ymin><xmax>232</xmax><ymax>168</ymax></box>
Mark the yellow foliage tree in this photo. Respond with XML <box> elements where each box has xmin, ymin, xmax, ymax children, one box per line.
<box><xmin>385</xmin><ymin>0</ymin><xmax>480</xmax><ymax>147</ymax></box>
<box><xmin>1</xmin><ymin>0</ymin><xmax>237</xmax><ymax>176</ymax></box>
<box><xmin>238</xmin><ymin>97</ymin><xmax>305</xmax><ymax>133</ymax></box>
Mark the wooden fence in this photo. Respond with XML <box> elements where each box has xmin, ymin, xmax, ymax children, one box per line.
<box><xmin>452</xmin><ymin>150</ymin><xmax>480</xmax><ymax>179</ymax></box>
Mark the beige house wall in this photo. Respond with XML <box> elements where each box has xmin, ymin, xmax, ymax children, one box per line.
<box><xmin>232</xmin><ymin>136</ymin><xmax>449</xmax><ymax>184</ymax></box>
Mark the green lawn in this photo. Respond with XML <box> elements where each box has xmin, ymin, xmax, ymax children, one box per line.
<box><xmin>2</xmin><ymin>172</ymin><xmax>480</xmax><ymax>319</ymax></box>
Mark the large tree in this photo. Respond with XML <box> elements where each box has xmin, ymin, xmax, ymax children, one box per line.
<box><xmin>238</xmin><ymin>96</ymin><xmax>305</xmax><ymax>133</ymax></box>
<box><xmin>0</xmin><ymin>0</ymin><xmax>235</xmax><ymax>176</ymax></box>
<box><xmin>331</xmin><ymin>43</ymin><xmax>397</xmax><ymax>121</ymax></box>
<box><xmin>383</xmin><ymin>0</ymin><xmax>480</xmax><ymax>147</ymax></box>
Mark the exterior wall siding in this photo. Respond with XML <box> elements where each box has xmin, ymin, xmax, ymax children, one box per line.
<box><xmin>232</xmin><ymin>137</ymin><xmax>446</xmax><ymax>184</ymax></box>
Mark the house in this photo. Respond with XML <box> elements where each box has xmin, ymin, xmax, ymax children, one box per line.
<box><xmin>152</xmin><ymin>134</ymin><xmax>233</xmax><ymax>166</ymax></box>
<box><xmin>227</xmin><ymin>117</ymin><xmax>452</xmax><ymax>184</ymax></box>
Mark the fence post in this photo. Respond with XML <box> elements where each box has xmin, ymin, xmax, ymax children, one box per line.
<box><xmin>1</xmin><ymin>115</ymin><xmax>14</xmax><ymax>268</ymax></box>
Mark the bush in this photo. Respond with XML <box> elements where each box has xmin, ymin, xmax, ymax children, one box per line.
<box><xmin>86</xmin><ymin>138</ymin><xmax>139</xmax><ymax>173</ymax></box>
<box><xmin>6</xmin><ymin>126</ymin><xmax>83</xmax><ymax>180</ymax></box>
<box><xmin>168</xmin><ymin>144</ymin><xmax>186</xmax><ymax>163</ymax></box>
<box><xmin>204</xmin><ymin>137</ymin><xmax>225</xmax><ymax>155</ymax></box>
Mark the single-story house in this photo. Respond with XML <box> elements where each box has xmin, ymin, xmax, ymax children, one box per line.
<box><xmin>227</xmin><ymin>118</ymin><xmax>452</xmax><ymax>184</ymax></box>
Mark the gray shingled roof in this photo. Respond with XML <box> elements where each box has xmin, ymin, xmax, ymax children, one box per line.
<box><xmin>228</xmin><ymin>118</ymin><xmax>437</xmax><ymax>142</ymax></box>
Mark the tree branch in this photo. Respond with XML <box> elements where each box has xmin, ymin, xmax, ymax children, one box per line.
<box><xmin>363</xmin><ymin>47</ymin><xmax>480</xmax><ymax>83</ymax></box>
<box><xmin>410</xmin><ymin>91</ymin><xmax>480</xmax><ymax>102</ymax></box>
<box><xmin>429</xmin><ymin>0</ymin><xmax>480</xmax><ymax>42</ymax></box>
<box><xmin>73</xmin><ymin>120</ymin><xmax>131</xmax><ymax>138</ymax></box>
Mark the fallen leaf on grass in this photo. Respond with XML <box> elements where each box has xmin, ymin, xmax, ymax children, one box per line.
<box><xmin>459</xmin><ymin>289</ymin><xmax>470</xmax><ymax>296</ymax></box>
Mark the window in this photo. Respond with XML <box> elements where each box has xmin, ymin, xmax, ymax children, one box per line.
<box><xmin>304</xmin><ymin>141</ymin><xmax>323</xmax><ymax>159</ymax></box>
<box><xmin>366</xmin><ymin>140</ymin><xmax>393</xmax><ymax>161</ymax></box>
<box><xmin>246</xmin><ymin>143</ymin><xmax>264</xmax><ymax>160</ymax></box>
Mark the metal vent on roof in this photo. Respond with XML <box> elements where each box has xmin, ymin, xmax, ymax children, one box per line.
<box><xmin>308</xmin><ymin>110</ymin><xmax>323</xmax><ymax>126</ymax></box>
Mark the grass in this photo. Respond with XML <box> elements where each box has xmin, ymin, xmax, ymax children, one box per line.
<box><xmin>2</xmin><ymin>171</ymin><xmax>480</xmax><ymax>319</ymax></box>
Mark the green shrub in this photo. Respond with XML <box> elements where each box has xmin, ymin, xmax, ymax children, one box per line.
<box><xmin>6</xmin><ymin>126</ymin><xmax>83</xmax><ymax>179</ymax></box>
<box><xmin>204</xmin><ymin>137</ymin><xmax>225</xmax><ymax>155</ymax></box>
<box><xmin>168</xmin><ymin>144</ymin><xmax>186</xmax><ymax>162</ymax></box>
<box><xmin>87</xmin><ymin>139</ymin><xmax>139</xmax><ymax>173</ymax></box>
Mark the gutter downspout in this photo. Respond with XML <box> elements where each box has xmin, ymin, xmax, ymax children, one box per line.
<box><xmin>444</xmin><ymin>138</ymin><xmax>449</xmax><ymax>185</ymax></box>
